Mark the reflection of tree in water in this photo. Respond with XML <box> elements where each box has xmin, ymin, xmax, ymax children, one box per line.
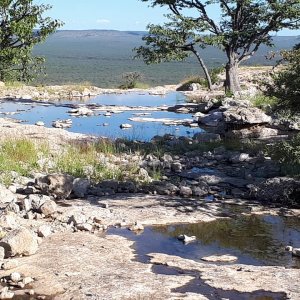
<box><xmin>154</xmin><ymin>216</ymin><xmax>283</xmax><ymax>263</ymax></box>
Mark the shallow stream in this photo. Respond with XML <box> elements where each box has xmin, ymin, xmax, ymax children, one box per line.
<box><xmin>0</xmin><ymin>92</ymin><xmax>204</xmax><ymax>141</ymax></box>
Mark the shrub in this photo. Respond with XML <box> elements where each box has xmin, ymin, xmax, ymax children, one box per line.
<box><xmin>119</xmin><ymin>72</ymin><xmax>148</xmax><ymax>89</ymax></box>
<box><xmin>265</xmin><ymin>44</ymin><xmax>300</xmax><ymax>113</ymax></box>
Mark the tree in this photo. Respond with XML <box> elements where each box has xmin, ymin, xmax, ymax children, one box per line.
<box><xmin>135</xmin><ymin>14</ymin><xmax>214</xmax><ymax>90</ymax></box>
<box><xmin>137</xmin><ymin>0</ymin><xmax>300</xmax><ymax>93</ymax></box>
<box><xmin>0</xmin><ymin>0</ymin><xmax>62</xmax><ymax>82</ymax></box>
<box><xmin>266</xmin><ymin>43</ymin><xmax>300</xmax><ymax>112</ymax></box>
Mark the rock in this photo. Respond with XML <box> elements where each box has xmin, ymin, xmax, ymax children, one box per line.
<box><xmin>28</xmin><ymin>194</ymin><xmax>49</xmax><ymax>211</ymax></box>
<box><xmin>0</xmin><ymin>214</ymin><xmax>18</xmax><ymax>229</ymax></box>
<box><xmin>35</xmin><ymin>174</ymin><xmax>74</xmax><ymax>199</ymax></box>
<box><xmin>201</xmin><ymin>255</ymin><xmax>238</xmax><ymax>262</ymax></box>
<box><xmin>10</xmin><ymin>272</ymin><xmax>21</xmax><ymax>283</ymax></box>
<box><xmin>179</xmin><ymin>186</ymin><xmax>193</xmax><ymax>198</ymax></box>
<box><xmin>40</xmin><ymin>200</ymin><xmax>57</xmax><ymax>216</ymax></box>
<box><xmin>0</xmin><ymin>287</ymin><xmax>14</xmax><ymax>299</ymax></box>
<box><xmin>226</xmin><ymin>127</ymin><xmax>278</xmax><ymax>139</ymax></box>
<box><xmin>35</xmin><ymin>121</ymin><xmax>45</xmax><ymax>126</ymax></box>
<box><xmin>19</xmin><ymin>198</ymin><xmax>32</xmax><ymax>212</ymax></box>
<box><xmin>22</xmin><ymin>277</ymin><xmax>34</xmax><ymax>285</ymax></box>
<box><xmin>177</xmin><ymin>234</ymin><xmax>196</xmax><ymax>244</ymax></box>
<box><xmin>198</xmin><ymin>111</ymin><xmax>224</xmax><ymax>127</ymax></box>
<box><xmin>52</xmin><ymin>119</ymin><xmax>72</xmax><ymax>128</ymax></box>
<box><xmin>120</xmin><ymin>123</ymin><xmax>132</xmax><ymax>129</ymax></box>
<box><xmin>150</xmin><ymin>182</ymin><xmax>179</xmax><ymax>195</ymax></box>
<box><xmin>76</xmin><ymin>223</ymin><xmax>93</xmax><ymax>232</ymax></box>
<box><xmin>69</xmin><ymin>213</ymin><xmax>87</xmax><ymax>226</ymax></box>
<box><xmin>229</xmin><ymin>153</ymin><xmax>250</xmax><ymax>163</ymax></box>
<box><xmin>68</xmin><ymin>107</ymin><xmax>94</xmax><ymax>116</ymax></box>
<box><xmin>72</xmin><ymin>178</ymin><xmax>90</xmax><ymax>198</ymax></box>
<box><xmin>192</xmin><ymin>182</ymin><xmax>210</xmax><ymax>197</ymax></box>
<box><xmin>129</xmin><ymin>222</ymin><xmax>144</xmax><ymax>232</ymax></box>
<box><xmin>0</xmin><ymin>227</ymin><xmax>39</xmax><ymax>258</ymax></box>
<box><xmin>248</xmin><ymin>177</ymin><xmax>300</xmax><ymax>206</ymax></box>
<box><xmin>171</xmin><ymin>162</ymin><xmax>182</xmax><ymax>173</ymax></box>
<box><xmin>37</xmin><ymin>225</ymin><xmax>52</xmax><ymax>238</ymax></box>
<box><xmin>0</xmin><ymin>247</ymin><xmax>4</xmax><ymax>261</ymax></box>
<box><xmin>285</xmin><ymin>246</ymin><xmax>300</xmax><ymax>257</ymax></box>
<box><xmin>1</xmin><ymin>260</ymin><xmax>19</xmax><ymax>270</ymax></box>
<box><xmin>223</xmin><ymin>107</ymin><xmax>272</xmax><ymax>125</ymax></box>
<box><xmin>193</xmin><ymin>132</ymin><xmax>221</xmax><ymax>143</ymax></box>
<box><xmin>0</xmin><ymin>184</ymin><xmax>16</xmax><ymax>203</ymax></box>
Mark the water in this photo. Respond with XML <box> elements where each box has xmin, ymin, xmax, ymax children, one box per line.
<box><xmin>109</xmin><ymin>214</ymin><xmax>300</xmax><ymax>268</ymax></box>
<box><xmin>0</xmin><ymin>92</ymin><xmax>204</xmax><ymax>141</ymax></box>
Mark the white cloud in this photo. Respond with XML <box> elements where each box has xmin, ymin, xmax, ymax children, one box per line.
<box><xmin>96</xmin><ymin>19</ymin><xmax>111</xmax><ymax>24</ymax></box>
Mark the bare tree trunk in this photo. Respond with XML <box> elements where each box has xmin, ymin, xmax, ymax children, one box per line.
<box><xmin>225</xmin><ymin>52</ymin><xmax>241</xmax><ymax>94</ymax></box>
<box><xmin>191</xmin><ymin>48</ymin><xmax>213</xmax><ymax>91</ymax></box>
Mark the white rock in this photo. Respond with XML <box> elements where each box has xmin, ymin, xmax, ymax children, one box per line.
<box><xmin>1</xmin><ymin>260</ymin><xmax>19</xmax><ymax>270</ymax></box>
<box><xmin>37</xmin><ymin>225</ymin><xmax>52</xmax><ymax>238</ymax></box>
<box><xmin>10</xmin><ymin>272</ymin><xmax>21</xmax><ymax>283</ymax></box>
<box><xmin>201</xmin><ymin>254</ymin><xmax>238</xmax><ymax>262</ymax></box>
<box><xmin>120</xmin><ymin>123</ymin><xmax>132</xmax><ymax>129</ymax></box>
<box><xmin>35</xmin><ymin>121</ymin><xmax>45</xmax><ymax>126</ymax></box>
<box><xmin>177</xmin><ymin>234</ymin><xmax>196</xmax><ymax>244</ymax></box>
<box><xmin>0</xmin><ymin>227</ymin><xmax>39</xmax><ymax>257</ymax></box>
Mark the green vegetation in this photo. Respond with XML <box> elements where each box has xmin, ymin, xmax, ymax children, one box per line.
<box><xmin>0</xmin><ymin>139</ymin><xmax>142</xmax><ymax>186</ymax></box>
<box><xmin>119</xmin><ymin>72</ymin><xmax>150</xmax><ymax>89</ymax></box>
<box><xmin>266</xmin><ymin>44</ymin><xmax>300</xmax><ymax>113</ymax></box>
<box><xmin>267</xmin><ymin>134</ymin><xmax>300</xmax><ymax>177</ymax></box>
<box><xmin>251</xmin><ymin>94</ymin><xmax>278</xmax><ymax>112</ymax></box>
<box><xmin>137</xmin><ymin>0</ymin><xmax>300</xmax><ymax>93</ymax></box>
<box><xmin>0</xmin><ymin>0</ymin><xmax>62</xmax><ymax>82</ymax></box>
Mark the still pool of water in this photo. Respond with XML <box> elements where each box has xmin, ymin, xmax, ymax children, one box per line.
<box><xmin>0</xmin><ymin>92</ymin><xmax>203</xmax><ymax>141</ymax></box>
<box><xmin>109</xmin><ymin>214</ymin><xmax>300</xmax><ymax>269</ymax></box>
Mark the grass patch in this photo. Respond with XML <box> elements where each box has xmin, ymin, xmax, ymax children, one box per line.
<box><xmin>251</xmin><ymin>94</ymin><xmax>278</xmax><ymax>112</ymax></box>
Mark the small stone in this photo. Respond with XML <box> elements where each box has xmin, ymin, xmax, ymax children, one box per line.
<box><xmin>76</xmin><ymin>223</ymin><xmax>93</xmax><ymax>232</ymax></box>
<box><xmin>28</xmin><ymin>290</ymin><xmax>35</xmax><ymax>296</ymax></box>
<box><xmin>1</xmin><ymin>260</ymin><xmax>19</xmax><ymax>270</ymax></box>
<box><xmin>69</xmin><ymin>213</ymin><xmax>87</xmax><ymax>226</ymax></box>
<box><xmin>120</xmin><ymin>123</ymin><xmax>132</xmax><ymax>129</ymax></box>
<box><xmin>35</xmin><ymin>121</ymin><xmax>45</xmax><ymax>126</ymax></box>
<box><xmin>177</xmin><ymin>234</ymin><xmax>196</xmax><ymax>244</ymax></box>
<box><xmin>22</xmin><ymin>277</ymin><xmax>34</xmax><ymax>285</ymax></box>
<box><xmin>10</xmin><ymin>272</ymin><xmax>21</xmax><ymax>283</ymax></box>
<box><xmin>72</xmin><ymin>178</ymin><xmax>90</xmax><ymax>198</ymax></box>
<box><xmin>179</xmin><ymin>186</ymin><xmax>193</xmax><ymax>198</ymax></box>
<box><xmin>37</xmin><ymin>225</ymin><xmax>52</xmax><ymax>238</ymax></box>
<box><xmin>129</xmin><ymin>222</ymin><xmax>144</xmax><ymax>232</ymax></box>
<box><xmin>40</xmin><ymin>200</ymin><xmax>57</xmax><ymax>216</ymax></box>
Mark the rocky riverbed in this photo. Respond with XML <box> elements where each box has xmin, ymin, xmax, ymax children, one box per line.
<box><xmin>0</xmin><ymin>72</ymin><xmax>300</xmax><ymax>299</ymax></box>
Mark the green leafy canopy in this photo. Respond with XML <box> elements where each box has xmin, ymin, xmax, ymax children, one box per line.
<box><xmin>0</xmin><ymin>0</ymin><xmax>63</xmax><ymax>82</ymax></box>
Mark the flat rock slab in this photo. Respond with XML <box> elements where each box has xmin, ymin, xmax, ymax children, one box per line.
<box><xmin>4</xmin><ymin>232</ymin><xmax>194</xmax><ymax>299</ymax></box>
<box><xmin>201</xmin><ymin>254</ymin><xmax>238</xmax><ymax>262</ymax></box>
<box><xmin>150</xmin><ymin>253</ymin><xmax>300</xmax><ymax>300</ymax></box>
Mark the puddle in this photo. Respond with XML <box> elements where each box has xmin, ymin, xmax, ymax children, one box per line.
<box><xmin>0</xmin><ymin>93</ymin><xmax>203</xmax><ymax>141</ymax></box>
<box><xmin>108</xmin><ymin>215</ymin><xmax>300</xmax><ymax>268</ymax></box>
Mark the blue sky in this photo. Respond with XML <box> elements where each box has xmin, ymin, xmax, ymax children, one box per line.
<box><xmin>36</xmin><ymin>0</ymin><xmax>299</xmax><ymax>35</ymax></box>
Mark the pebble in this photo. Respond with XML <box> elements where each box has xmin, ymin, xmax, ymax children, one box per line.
<box><xmin>10</xmin><ymin>272</ymin><xmax>21</xmax><ymax>283</ymax></box>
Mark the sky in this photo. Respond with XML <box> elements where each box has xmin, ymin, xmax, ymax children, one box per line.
<box><xmin>35</xmin><ymin>0</ymin><xmax>300</xmax><ymax>36</ymax></box>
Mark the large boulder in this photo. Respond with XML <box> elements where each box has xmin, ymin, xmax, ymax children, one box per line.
<box><xmin>223</xmin><ymin>107</ymin><xmax>272</xmax><ymax>125</ymax></box>
<box><xmin>0</xmin><ymin>227</ymin><xmax>39</xmax><ymax>258</ymax></box>
<box><xmin>198</xmin><ymin>111</ymin><xmax>224</xmax><ymax>127</ymax></box>
<box><xmin>35</xmin><ymin>174</ymin><xmax>73</xmax><ymax>199</ymax></box>
<box><xmin>248</xmin><ymin>177</ymin><xmax>300</xmax><ymax>207</ymax></box>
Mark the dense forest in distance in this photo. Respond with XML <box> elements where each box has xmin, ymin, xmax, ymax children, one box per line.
<box><xmin>33</xmin><ymin>30</ymin><xmax>299</xmax><ymax>88</ymax></box>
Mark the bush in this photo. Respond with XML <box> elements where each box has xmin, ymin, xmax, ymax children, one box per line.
<box><xmin>265</xmin><ymin>44</ymin><xmax>300</xmax><ymax>113</ymax></box>
<box><xmin>267</xmin><ymin>134</ymin><xmax>300</xmax><ymax>177</ymax></box>
<box><xmin>119</xmin><ymin>72</ymin><xmax>149</xmax><ymax>89</ymax></box>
